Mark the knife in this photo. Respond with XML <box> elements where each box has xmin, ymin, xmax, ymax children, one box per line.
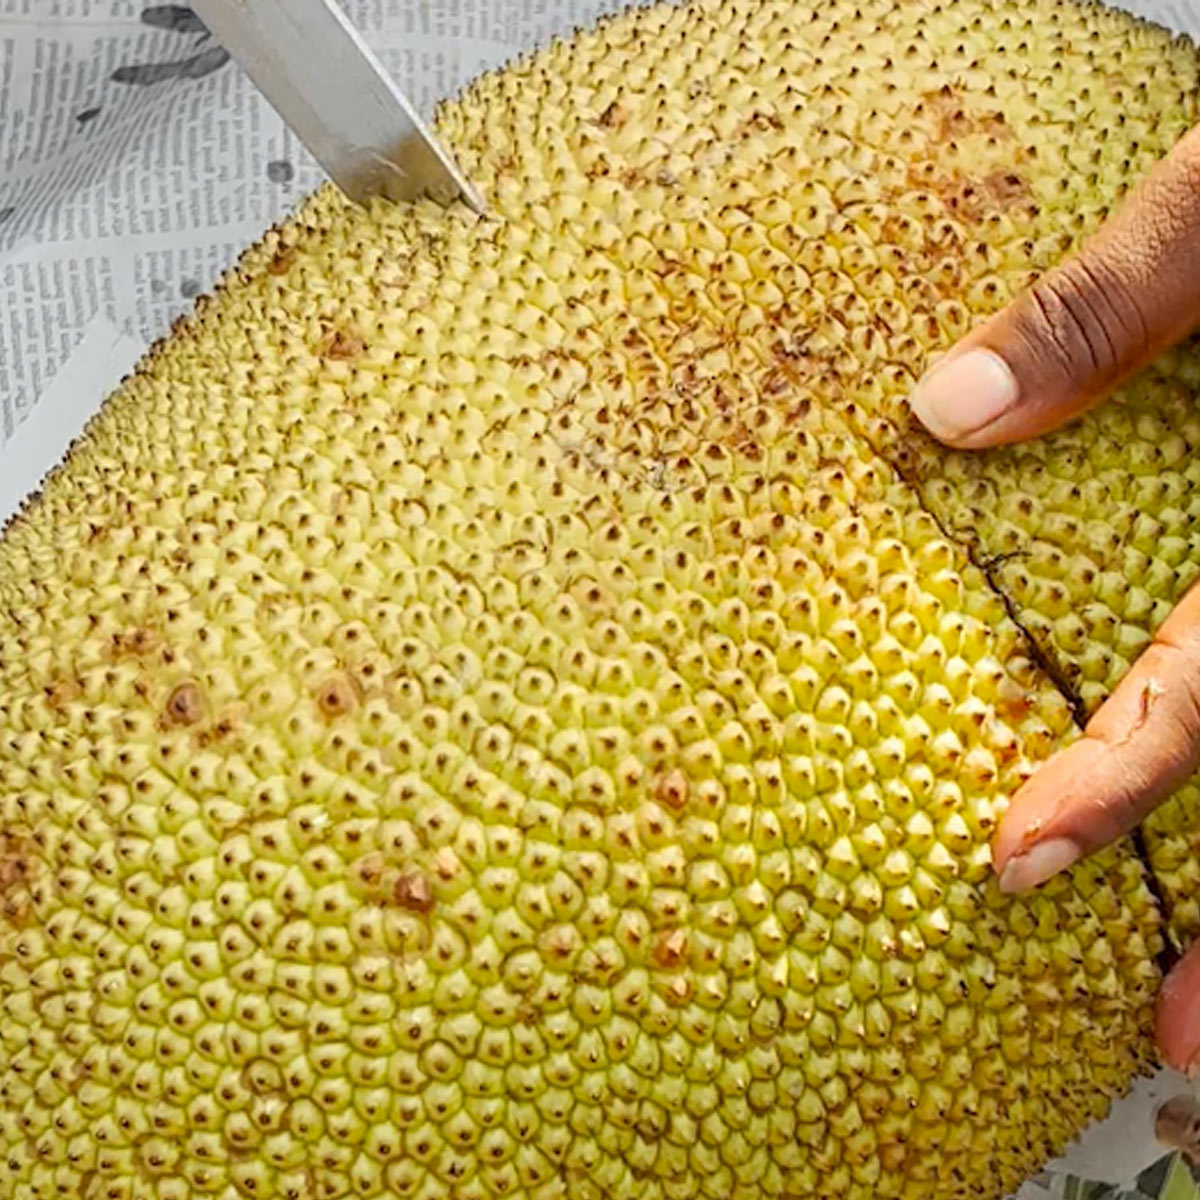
<box><xmin>191</xmin><ymin>0</ymin><xmax>485</xmax><ymax>213</ymax></box>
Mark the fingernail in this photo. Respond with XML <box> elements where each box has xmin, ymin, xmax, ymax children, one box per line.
<box><xmin>1179</xmin><ymin>1037</ymin><xmax>1200</xmax><ymax>1080</ymax></box>
<box><xmin>910</xmin><ymin>348</ymin><xmax>1020</xmax><ymax>443</ymax></box>
<box><xmin>998</xmin><ymin>837</ymin><xmax>1082</xmax><ymax>893</ymax></box>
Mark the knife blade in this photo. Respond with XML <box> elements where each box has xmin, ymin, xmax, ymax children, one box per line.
<box><xmin>191</xmin><ymin>0</ymin><xmax>484</xmax><ymax>213</ymax></box>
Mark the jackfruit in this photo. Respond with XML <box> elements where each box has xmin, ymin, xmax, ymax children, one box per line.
<box><xmin>1</xmin><ymin>0</ymin><xmax>1199</xmax><ymax>1197</ymax></box>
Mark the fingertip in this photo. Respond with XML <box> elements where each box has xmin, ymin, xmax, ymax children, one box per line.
<box><xmin>908</xmin><ymin>347</ymin><xmax>1020</xmax><ymax>448</ymax></box>
<box><xmin>991</xmin><ymin>740</ymin><xmax>1103</xmax><ymax>876</ymax></box>
<box><xmin>1157</xmin><ymin>943</ymin><xmax>1200</xmax><ymax>1074</ymax></box>
<box><xmin>996</xmin><ymin>837</ymin><xmax>1082</xmax><ymax>893</ymax></box>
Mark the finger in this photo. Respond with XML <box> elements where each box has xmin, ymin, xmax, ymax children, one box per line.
<box><xmin>1158</xmin><ymin>938</ymin><xmax>1200</xmax><ymax>1075</ymax></box>
<box><xmin>993</xmin><ymin>578</ymin><xmax>1200</xmax><ymax>893</ymax></box>
<box><xmin>909</xmin><ymin>122</ymin><xmax>1200</xmax><ymax>450</ymax></box>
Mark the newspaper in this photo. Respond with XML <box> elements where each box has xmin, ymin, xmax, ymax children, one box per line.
<box><xmin>0</xmin><ymin>0</ymin><xmax>641</xmax><ymax>441</ymax></box>
<box><xmin>3</xmin><ymin>1</ymin><xmax>1200</xmax><ymax>1197</ymax></box>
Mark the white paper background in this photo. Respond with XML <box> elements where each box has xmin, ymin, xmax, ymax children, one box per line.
<box><xmin>2</xmin><ymin>1</ymin><xmax>1200</xmax><ymax>1195</ymax></box>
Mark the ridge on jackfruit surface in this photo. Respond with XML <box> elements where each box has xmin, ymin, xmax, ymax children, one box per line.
<box><xmin>1</xmin><ymin>0</ymin><xmax>1200</xmax><ymax>1198</ymax></box>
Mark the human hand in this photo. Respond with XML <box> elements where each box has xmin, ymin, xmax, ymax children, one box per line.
<box><xmin>908</xmin><ymin>122</ymin><xmax>1200</xmax><ymax>1075</ymax></box>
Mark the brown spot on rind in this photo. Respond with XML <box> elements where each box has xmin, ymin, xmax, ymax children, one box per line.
<box><xmin>355</xmin><ymin>853</ymin><xmax>386</xmax><ymax>891</ymax></box>
<box><xmin>44</xmin><ymin>678</ymin><xmax>81</xmax><ymax>710</ymax></box>
<box><xmin>597</xmin><ymin>101</ymin><xmax>627</xmax><ymax>128</ymax></box>
<box><xmin>995</xmin><ymin>740</ymin><xmax>1023</xmax><ymax>768</ymax></box>
<box><xmin>918</xmin><ymin>85</ymin><xmax>968</xmax><ymax>134</ymax></box>
<box><xmin>737</xmin><ymin>110</ymin><xmax>784</xmax><ymax>135</ymax></box>
<box><xmin>110</xmin><ymin>628</ymin><xmax>161</xmax><ymax>659</ymax></box>
<box><xmin>321</xmin><ymin>331</ymin><xmax>365</xmax><ymax>361</ymax></box>
<box><xmin>655</xmin><ymin>768</ymin><xmax>689</xmax><ymax>811</ymax></box>
<box><xmin>653</xmin><ymin>928</ymin><xmax>688</xmax><ymax>969</ymax></box>
<box><xmin>995</xmin><ymin>679</ymin><xmax>1035</xmax><ymax>723</ymax></box>
<box><xmin>920</xmin><ymin>88</ymin><xmax>1012</xmax><ymax>141</ymax></box>
<box><xmin>268</xmin><ymin>249</ymin><xmax>295</xmax><ymax>276</ymax></box>
<box><xmin>195</xmin><ymin>713</ymin><xmax>238</xmax><ymax>747</ymax></box>
<box><xmin>164</xmin><ymin>681</ymin><xmax>205</xmax><ymax>727</ymax></box>
<box><xmin>393</xmin><ymin>870</ymin><xmax>434</xmax><ymax>914</ymax></box>
<box><xmin>982</xmin><ymin>171</ymin><xmax>1028</xmax><ymax>206</ymax></box>
<box><xmin>316</xmin><ymin>673</ymin><xmax>361</xmax><ymax>720</ymax></box>
<box><xmin>0</xmin><ymin>834</ymin><xmax>30</xmax><ymax>927</ymax></box>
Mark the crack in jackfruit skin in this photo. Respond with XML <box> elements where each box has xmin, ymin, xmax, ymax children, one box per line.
<box><xmin>900</xmin><ymin>371</ymin><xmax>1200</xmax><ymax>949</ymax></box>
<box><xmin>844</xmin><ymin>16</ymin><xmax>1200</xmax><ymax>945</ymax></box>
<box><xmin>0</xmin><ymin>0</ymin><xmax>1196</xmax><ymax>1197</ymax></box>
<box><xmin>1140</xmin><ymin>779</ymin><xmax>1200</xmax><ymax>947</ymax></box>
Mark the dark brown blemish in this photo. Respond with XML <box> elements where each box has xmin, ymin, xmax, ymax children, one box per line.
<box><xmin>195</xmin><ymin>714</ymin><xmax>238</xmax><ymax>748</ymax></box>
<box><xmin>109</xmin><ymin>628</ymin><xmax>161</xmax><ymax>660</ymax></box>
<box><xmin>597</xmin><ymin>101</ymin><xmax>628</xmax><ymax>129</ymax></box>
<box><xmin>316</xmin><ymin>674</ymin><xmax>361</xmax><ymax>720</ymax></box>
<box><xmin>321</xmin><ymin>331</ymin><xmax>365</xmax><ymax>362</ymax></box>
<box><xmin>761</xmin><ymin>368</ymin><xmax>795</xmax><ymax>400</ymax></box>
<box><xmin>355</xmin><ymin>853</ymin><xmax>385</xmax><ymax>891</ymax></box>
<box><xmin>0</xmin><ymin>834</ymin><xmax>30</xmax><ymax>927</ymax></box>
<box><xmin>982</xmin><ymin>171</ymin><xmax>1029</xmax><ymax>206</ymax></box>
<box><xmin>655</xmin><ymin>768</ymin><xmax>689</xmax><ymax>812</ymax></box>
<box><xmin>737</xmin><ymin>110</ymin><xmax>784</xmax><ymax>136</ymax></box>
<box><xmin>393</xmin><ymin>870</ymin><xmax>434</xmax><ymax>914</ymax></box>
<box><xmin>268</xmin><ymin>249</ymin><xmax>296</xmax><ymax>276</ymax></box>
<box><xmin>919</xmin><ymin>86</ymin><xmax>1011</xmax><ymax>141</ymax></box>
<box><xmin>164</xmin><ymin>681</ymin><xmax>205</xmax><ymax>727</ymax></box>
<box><xmin>910</xmin><ymin>164</ymin><xmax>1024</xmax><ymax>224</ymax></box>
<box><xmin>652</xmin><ymin>928</ymin><xmax>688</xmax><ymax>969</ymax></box>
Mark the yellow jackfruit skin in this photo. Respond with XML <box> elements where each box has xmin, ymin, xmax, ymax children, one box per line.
<box><xmin>893</xmin><ymin>355</ymin><xmax>1200</xmax><ymax>720</ymax></box>
<box><xmin>862</xmin><ymin>60</ymin><xmax>1200</xmax><ymax>943</ymax></box>
<box><xmin>905</xmin><ymin>365</ymin><xmax>1200</xmax><ymax>950</ymax></box>
<box><xmin>889</xmin><ymin>362</ymin><xmax>1200</xmax><ymax>947</ymax></box>
<box><xmin>1141</xmin><ymin>779</ymin><xmax>1200</xmax><ymax>944</ymax></box>
<box><xmin>0</xmin><ymin>0</ymin><xmax>1197</xmax><ymax>1197</ymax></box>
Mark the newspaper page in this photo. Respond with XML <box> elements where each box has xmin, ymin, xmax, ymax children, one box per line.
<box><xmin>3</xmin><ymin>1</ymin><xmax>1200</xmax><ymax>1198</ymax></box>
<box><xmin>0</xmin><ymin>0</ymin><xmax>639</xmax><ymax>441</ymax></box>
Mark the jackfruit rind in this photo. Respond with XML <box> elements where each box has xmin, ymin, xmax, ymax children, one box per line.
<box><xmin>0</xmin><ymin>0</ymin><xmax>1198</xmax><ymax>1198</ymax></box>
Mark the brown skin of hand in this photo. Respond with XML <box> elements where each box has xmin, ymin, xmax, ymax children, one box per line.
<box><xmin>912</xmin><ymin>122</ymin><xmax>1200</xmax><ymax>449</ymax></box>
<box><xmin>909</xmin><ymin>121</ymin><xmax>1200</xmax><ymax>1073</ymax></box>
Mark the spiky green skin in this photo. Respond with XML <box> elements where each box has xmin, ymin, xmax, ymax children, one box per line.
<box><xmin>1</xmin><ymin>1</ymin><xmax>1199</xmax><ymax>1198</ymax></box>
